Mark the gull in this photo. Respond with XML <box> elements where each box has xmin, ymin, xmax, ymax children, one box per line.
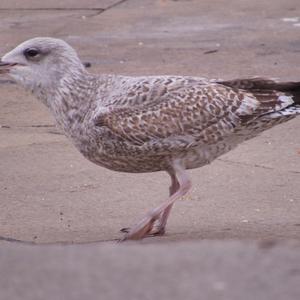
<box><xmin>0</xmin><ymin>37</ymin><xmax>299</xmax><ymax>240</ymax></box>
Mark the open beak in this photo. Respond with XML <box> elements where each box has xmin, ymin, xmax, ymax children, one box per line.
<box><xmin>0</xmin><ymin>61</ymin><xmax>19</xmax><ymax>74</ymax></box>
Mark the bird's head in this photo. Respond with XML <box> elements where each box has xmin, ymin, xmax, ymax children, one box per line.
<box><xmin>0</xmin><ymin>37</ymin><xmax>85</xmax><ymax>94</ymax></box>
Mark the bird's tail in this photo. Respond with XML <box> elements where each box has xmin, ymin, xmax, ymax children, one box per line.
<box><xmin>273</xmin><ymin>81</ymin><xmax>300</xmax><ymax>106</ymax></box>
<box><xmin>268</xmin><ymin>81</ymin><xmax>300</xmax><ymax>117</ymax></box>
<box><xmin>216</xmin><ymin>78</ymin><xmax>300</xmax><ymax>139</ymax></box>
<box><xmin>219</xmin><ymin>77</ymin><xmax>300</xmax><ymax>111</ymax></box>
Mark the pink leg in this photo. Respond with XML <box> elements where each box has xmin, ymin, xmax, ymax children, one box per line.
<box><xmin>150</xmin><ymin>170</ymin><xmax>180</xmax><ymax>235</ymax></box>
<box><xmin>121</xmin><ymin>162</ymin><xmax>191</xmax><ymax>241</ymax></box>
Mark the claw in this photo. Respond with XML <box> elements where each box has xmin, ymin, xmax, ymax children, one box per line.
<box><xmin>120</xmin><ymin>221</ymin><xmax>166</xmax><ymax>237</ymax></box>
<box><xmin>120</xmin><ymin>227</ymin><xmax>130</xmax><ymax>233</ymax></box>
<box><xmin>121</xmin><ymin>215</ymin><xmax>157</xmax><ymax>241</ymax></box>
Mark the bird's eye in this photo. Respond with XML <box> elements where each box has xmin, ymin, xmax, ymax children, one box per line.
<box><xmin>24</xmin><ymin>48</ymin><xmax>40</xmax><ymax>59</ymax></box>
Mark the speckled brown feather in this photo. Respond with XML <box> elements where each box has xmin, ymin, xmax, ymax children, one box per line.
<box><xmin>94</xmin><ymin>79</ymin><xmax>293</xmax><ymax>154</ymax></box>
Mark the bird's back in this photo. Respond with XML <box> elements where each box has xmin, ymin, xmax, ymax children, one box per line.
<box><xmin>88</xmin><ymin>76</ymin><xmax>300</xmax><ymax>172</ymax></box>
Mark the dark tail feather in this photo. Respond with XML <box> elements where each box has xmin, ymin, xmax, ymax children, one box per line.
<box><xmin>218</xmin><ymin>77</ymin><xmax>300</xmax><ymax>105</ymax></box>
<box><xmin>277</xmin><ymin>82</ymin><xmax>300</xmax><ymax>105</ymax></box>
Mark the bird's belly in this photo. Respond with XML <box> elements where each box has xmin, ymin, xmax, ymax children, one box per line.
<box><xmin>181</xmin><ymin>138</ymin><xmax>242</xmax><ymax>169</ymax></box>
<box><xmin>72</xmin><ymin>127</ymin><xmax>245</xmax><ymax>173</ymax></box>
<box><xmin>85</xmin><ymin>151</ymin><xmax>171</xmax><ymax>173</ymax></box>
<box><xmin>79</xmin><ymin>141</ymin><xmax>237</xmax><ymax>173</ymax></box>
<box><xmin>75</xmin><ymin>140</ymin><xmax>170</xmax><ymax>173</ymax></box>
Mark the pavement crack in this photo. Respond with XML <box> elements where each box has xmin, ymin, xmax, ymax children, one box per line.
<box><xmin>1</xmin><ymin>124</ymin><xmax>64</xmax><ymax>135</ymax></box>
<box><xmin>217</xmin><ymin>158</ymin><xmax>273</xmax><ymax>170</ymax></box>
<box><xmin>0</xmin><ymin>0</ymin><xmax>129</xmax><ymax>17</ymax></box>
<box><xmin>0</xmin><ymin>8</ymin><xmax>105</xmax><ymax>12</ymax></box>
<box><xmin>217</xmin><ymin>158</ymin><xmax>300</xmax><ymax>174</ymax></box>
<box><xmin>1</xmin><ymin>124</ymin><xmax>56</xmax><ymax>128</ymax></box>
<box><xmin>28</xmin><ymin>124</ymin><xmax>56</xmax><ymax>128</ymax></box>
<box><xmin>0</xmin><ymin>236</ymin><xmax>119</xmax><ymax>245</ymax></box>
<box><xmin>0</xmin><ymin>79</ymin><xmax>16</xmax><ymax>85</ymax></box>
<box><xmin>89</xmin><ymin>0</ymin><xmax>129</xmax><ymax>17</ymax></box>
<box><xmin>0</xmin><ymin>236</ymin><xmax>35</xmax><ymax>244</ymax></box>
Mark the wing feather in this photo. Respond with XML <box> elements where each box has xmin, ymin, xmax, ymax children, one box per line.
<box><xmin>94</xmin><ymin>78</ymin><xmax>295</xmax><ymax>155</ymax></box>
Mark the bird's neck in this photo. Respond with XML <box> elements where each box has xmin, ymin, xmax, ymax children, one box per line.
<box><xmin>35</xmin><ymin>70</ymin><xmax>97</xmax><ymax>135</ymax></box>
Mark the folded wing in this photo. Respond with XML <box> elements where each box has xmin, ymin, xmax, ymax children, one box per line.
<box><xmin>94</xmin><ymin>78</ymin><xmax>296</xmax><ymax>154</ymax></box>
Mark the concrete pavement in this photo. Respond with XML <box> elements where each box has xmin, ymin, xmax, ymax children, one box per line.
<box><xmin>0</xmin><ymin>0</ymin><xmax>299</xmax><ymax>298</ymax></box>
<box><xmin>1</xmin><ymin>240</ymin><xmax>300</xmax><ymax>300</ymax></box>
<box><xmin>0</xmin><ymin>0</ymin><xmax>299</xmax><ymax>244</ymax></box>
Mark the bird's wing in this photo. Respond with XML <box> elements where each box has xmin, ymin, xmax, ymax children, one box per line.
<box><xmin>94</xmin><ymin>79</ymin><xmax>293</xmax><ymax>153</ymax></box>
<box><xmin>102</xmin><ymin>76</ymin><xmax>210</xmax><ymax>107</ymax></box>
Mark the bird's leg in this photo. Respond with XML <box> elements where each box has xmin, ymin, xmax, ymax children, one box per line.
<box><xmin>150</xmin><ymin>170</ymin><xmax>180</xmax><ymax>235</ymax></box>
<box><xmin>121</xmin><ymin>163</ymin><xmax>191</xmax><ymax>241</ymax></box>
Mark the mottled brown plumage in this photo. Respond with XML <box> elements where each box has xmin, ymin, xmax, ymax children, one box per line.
<box><xmin>1</xmin><ymin>38</ymin><xmax>299</xmax><ymax>240</ymax></box>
